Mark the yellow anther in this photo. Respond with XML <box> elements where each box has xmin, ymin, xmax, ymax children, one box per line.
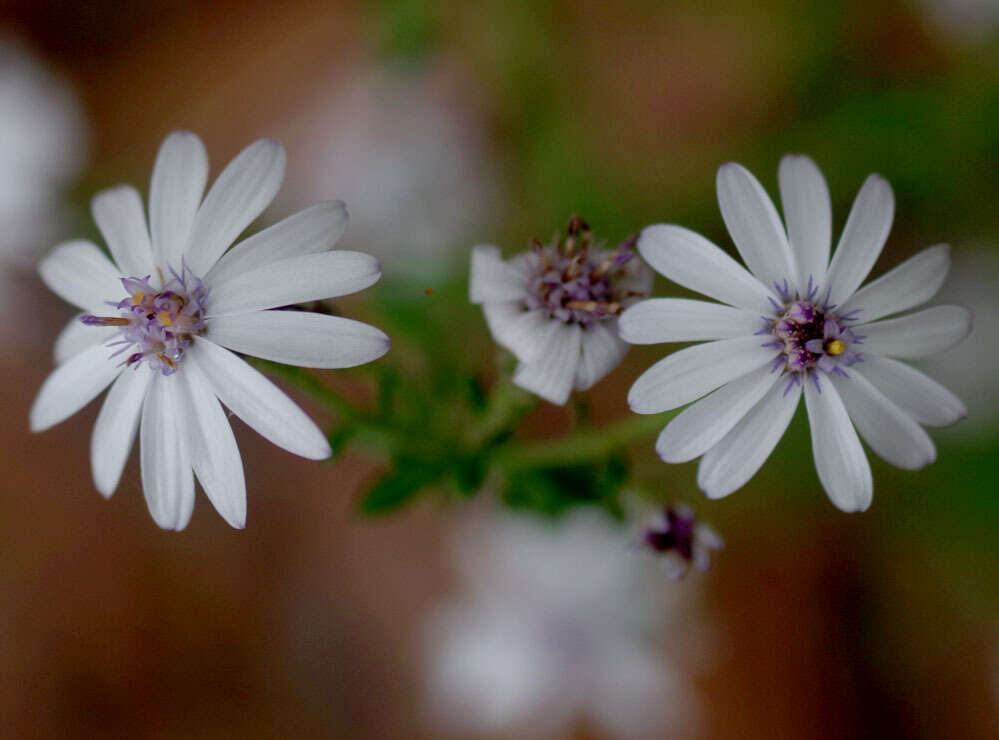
<box><xmin>132</xmin><ymin>292</ymin><xmax>146</xmax><ymax>305</ymax></box>
<box><xmin>157</xmin><ymin>311</ymin><xmax>173</xmax><ymax>326</ymax></box>
<box><xmin>826</xmin><ymin>339</ymin><xmax>845</xmax><ymax>356</ymax></box>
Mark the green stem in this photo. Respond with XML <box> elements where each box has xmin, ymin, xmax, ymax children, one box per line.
<box><xmin>464</xmin><ymin>376</ymin><xmax>536</xmax><ymax>449</ymax></box>
<box><xmin>491</xmin><ymin>410</ymin><xmax>677</xmax><ymax>472</ymax></box>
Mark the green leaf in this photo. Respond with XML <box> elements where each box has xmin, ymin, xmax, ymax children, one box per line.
<box><xmin>502</xmin><ymin>454</ymin><xmax>629</xmax><ymax>518</ymax></box>
<box><xmin>359</xmin><ymin>457</ymin><xmax>448</xmax><ymax>516</ymax></box>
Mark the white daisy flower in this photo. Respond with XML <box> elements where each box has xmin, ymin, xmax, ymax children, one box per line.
<box><xmin>470</xmin><ymin>217</ymin><xmax>652</xmax><ymax>405</ymax></box>
<box><xmin>30</xmin><ymin>131</ymin><xmax>390</xmax><ymax>530</ymax></box>
<box><xmin>620</xmin><ymin>155</ymin><xmax>972</xmax><ymax>512</ymax></box>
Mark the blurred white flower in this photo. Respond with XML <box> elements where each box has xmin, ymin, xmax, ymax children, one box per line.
<box><xmin>471</xmin><ymin>217</ymin><xmax>652</xmax><ymax>405</ymax></box>
<box><xmin>0</xmin><ymin>35</ymin><xmax>87</xmax><ymax>308</ymax></box>
<box><xmin>423</xmin><ymin>509</ymin><xmax>700</xmax><ymax>740</ymax></box>
<box><xmin>278</xmin><ymin>63</ymin><xmax>502</xmax><ymax>281</ymax></box>
<box><xmin>31</xmin><ymin>131</ymin><xmax>389</xmax><ymax>530</ymax></box>
<box><xmin>917</xmin><ymin>0</ymin><xmax>999</xmax><ymax>45</ymax></box>
<box><xmin>622</xmin><ymin>155</ymin><xmax>971</xmax><ymax>512</ymax></box>
<box><xmin>917</xmin><ymin>248</ymin><xmax>999</xmax><ymax>436</ymax></box>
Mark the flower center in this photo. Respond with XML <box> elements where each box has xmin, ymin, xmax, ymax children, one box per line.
<box><xmin>82</xmin><ymin>267</ymin><xmax>208</xmax><ymax>375</ymax></box>
<box><xmin>763</xmin><ymin>297</ymin><xmax>861</xmax><ymax>380</ymax></box>
<box><xmin>524</xmin><ymin>216</ymin><xmax>643</xmax><ymax>328</ymax></box>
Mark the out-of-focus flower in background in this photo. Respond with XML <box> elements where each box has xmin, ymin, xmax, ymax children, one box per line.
<box><xmin>277</xmin><ymin>62</ymin><xmax>503</xmax><ymax>283</ymax></box>
<box><xmin>624</xmin><ymin>156</ymin><xmax>971</xmax><ymax>512</ymax></box>
<box><xmin>0</xmin><ymin>34</ymin><xmax>87</xmax><ymax>330</ymax></box>
<box><xmin>918</xmin><ymin>248</ymin><xmax>999</xmax><ymax>437</ymax></box>
<box><xmin>423</xmin><ymin>508</ymin><xmax>703</xmax><ymax>740</ymax></box>
<box><xmin>918</xmin><ymin>0</ymin><xmax>999</xmax><ymax>45</ymax></box>
<box><xmin>640</xmin><ymin>503</ymin><xmax>724</xmax><ymax>580</ymax></box>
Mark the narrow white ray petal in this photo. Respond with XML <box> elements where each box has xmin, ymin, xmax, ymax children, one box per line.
<box><xmin>91</xmin><ymin>365</ymin><xmax>152</xmax><ymax>497</ymax></box>
<box><xmin>206</xmin><ymin>311</ymin><xmax>390</xmax><ymax>369</ymax></box>
<box><xmin>717</xmin><ymin>162</ymin><xmax>798</xmax><ymax>294</ymax></box>
<box><xmin>149</xmin><ymin>131</ymin><xmax>208</xmax><ymax>271</ymax></box>
<box><xmin>803</xmin><ymin>378</ymin><xmax>873</xmax><ymax>512</ymax></box>
<box><xmin>838</xmin><ymin>244</ymin><xmax>950</xmax><ymax>323</ymax></box>
<box><xmin>832</xmin><ymin>370</ymin><xmax>935</xmax><ymax>470</ymax></box>
<box><xmin>697</xmin><ymin>379</ymin><xmax>801</xmax><ymax>499</ymax></box>
<box><xmin>778</xmin><ymin>154</ymin><xmax>831</xmax><ymax>290</ymax></box>
<box><xmin>618</xmin><ymin>298</ymin><xmax>763</xmax><ymax>344</ymax></box>
<box><xmin>140</xmin><ymin>373</ymin><xmax>195</xmax><ymax>530</ymax></box>
<box><xmin>91</xmin><ymin>184</ymin><xmax>155</xmax><ymax>278</ymax></box>
<box><xmin>858</xmin><ymin>305</ymin><xmax>972</xmax><ymax>359</ymax></box>
<box><xmin>469</xmin><ymin>245</ymin><xmax>530</xmax><ymax>303</ymax></box>
<box><xmin>184</xmin><ymin>138</ymin><xmax>286</xmax><ymax>276</ymax></box>
<box><xmin>656</xmin><ymin>365</ymin><xmax>779</xmax><ymax>463</ymax></box>
<box><xmin>53</xmin><ymin>315</ymin><xmax>116</xmax><ymax>364</ymax></box>
<box><xmin>189</xmin><ymin>339</ymin><xmax>331</xmax><ymax>459</ymax></box>
<box><xmin>574</xmin><ymin>321</ymin><xmax>629</xmax><ymax>391</ymax></box>
<box><xmin>181</xmin><ymin>361</ymin><xmax>247</xmax><ymax>529</ymax></box>
<box><xmin>30</xmin><ymin>343</ymin><xmax>123</xmax><ymax>432</ymax></box>
<box><xmin>482</xmin><ymin>303</ymin><xmax>552</xmax><ymax>363</ymax></box>
<box><xmin>206</xmin><ymin>201</ymin><xmax>348</xmax><ymax>285</ymax></box>
<box><xmin>39</xmin><ymin>240</ymin><xmax>124</xmax><ymax>313</ymax></box>
<box><xmin>638</xmin><ymin>224</ymin><xmax>777</xmax><ymax>314</ymax></box>
<box><xmin>627</xmin><ymin>336</ymin><xmax>777</xmax><ymax>414</ymax></box>
<box><xmin>207</xmin><ymin>251</ymin><xmax>381</xmax><ymax>317</ymax></box>
<box><xmin>512</xmin><ymin>323</ymin><xmax>582</xmax><ymax>405</ymax></box>
<box><xmin>823</xmin><ymin>174</ymin><xmax>895</xmax><ymax>307</ymax></box>
<box><xmin>859</xmin><ymin>355</ymin><xmax>966</xmax><ymax>427</ymax></box>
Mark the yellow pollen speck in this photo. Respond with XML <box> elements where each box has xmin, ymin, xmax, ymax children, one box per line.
<box><xmin>157</xmin><ymin>311</ymin><xmax>173</xmax><ymax>326</ymax></box>
<box><xmin>132</xmin><ymin>292</ymin><xmax>146</xmax><ymax>304</ymax></box>
<box><xmin>827</xmin><ymin>339</ymin><xmax>845</xmax><ymax>356</ymax></box>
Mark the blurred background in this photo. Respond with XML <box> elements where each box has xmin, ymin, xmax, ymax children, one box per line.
<box><xmin>1</xmin><ymin>0</ymin><xmax>997</xmax><ymax>737</ymax></box>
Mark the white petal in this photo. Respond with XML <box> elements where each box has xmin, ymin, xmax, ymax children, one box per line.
<box><xmin>823</xmin><ymin>174</ymin><xmax>895</xmax><ymax>307</ymax></box>
<box><xmin>206</xmin><ymin>311</ymin><xmax>390</xmax><ymax>369</ymax></box>
<box><xmin>627</xmin><ymin>336</ymin><xmax>777</xmax><ymax>414</ymax></box>
<box><xmin>91</xmin><ymin>365</ymin><xmax>152</xmax><ymax>497</ymax></box>
<box><xmin>638</xmin><ymin>224</ymin><xmax>776</xmax><ymax>314</ymax></box>
<box><xmin>91</xmin><ymin>184</ymin><xmax>155</xmax><ymax>278</ymax></box>
<box><xmin>482</xmin><ymin>304</ymin><xmax>552</xmax><ymax>363</ymax></box>
<box><xmin>207</xmin><ymin>250</ymin><xmax>381</xmax><ymax>317</ymax></box>
<box><xmin>140</xmin><ymin>373</ymin><xmax>195</xmax><ymax>530</ymax></box>
<box><xmin>189</xmin><ymin>338</ymin><xmax>331</xmax><ymax>459</ymax></box>
<box><xmin>618</xmin><ymin>298</ymin><xmax>763</xmax><ymax>344</ymax></box>
<box><xmin>858</xmin><ymin>305</ymin><xmax>973</xmax><ymax>359</ymax></box>
<box><xmin>832</xmin><ymin>370</ymin><xmax>935</xmax><ymax>470</ymax></box>
<box><xmin>778</xmin><ymin>154</ymin><xmax>831</xmax><ymax>290</ymax></box>
<box><xmin>469</xmin><ymin>245</ymin><xmax>530</xmax><ymax>303</ymax></box>
<box><xmin>854</xmin><ymin>355</ymin><xmax>965</xmax><ymax>427</ymax></box>
<box><xmin>39</xmin><ymin>240</ymin><xmax>124</xmax><ymax>313</ymax></box>
<box><xmin>574</xmin><ymin>321</ymin><xmax>629</xmax><ymax>391</ymax></box>
<box><xmin>181</xmin><ymin>361</ymin><xmax>246</xmax><ymax>529</ymax></box>
<box><xmin>184</xmin><ymin>138</ymin><xmax>286</xmax><ymax>276</ymax></box>
<box><xmin>205</xmin><ymin>200</ymin><xmax>348</xmax><ymax>285</ymax></box>
<box><xmin>656</xmin><ymin>365</ymin><xmax>779</xmax><ymax>463</ymax></box>
<box><xmin>53</xmin><ymin>315</ymin><xmax>116</xmax><ymax>364</ymax></box>
<box><xmin>717</xmin><ymin>162</ymin><xmax>798</xmax><ymax>294</ymax></box>
<box><xmin>838</xmin><ymin>244</ymin><xmax>950</xmax><ymax>323</ymax></box>
<box><xmin>149</xmin><ymin>131</ymin><xmax>209</xmax><ymax>272</ymax></box>
<box><xmin>697</xmin><ymin>379</ymin><xmax>801</xmax><ymax>499</ymax></box>
<box><xmin>512</xmin><ymin>323</ymin><xmax>582</xmax><ymax>405</ymax></box>
<box><xmin>803</xmin><ymin>378</ymin><xmax>873</xmax><ymax>512</ymax></box>
<box><xmin>30</xmin><ymin>343</ymin><xmax>123</xmax><ymax>432</ymax></box>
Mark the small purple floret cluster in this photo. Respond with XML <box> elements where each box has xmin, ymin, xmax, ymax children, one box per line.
<box><xmin>81</xmin><ymin>266</ymin><xmax>208</xmax><ymax>375</ymax></box>
<box><xmin>642</xmin><ymin>504</ymin><xmax>723</xmax><ymax>579</ymax></box>
<box><xmin>523</xmin><ymin>217</ymin><xmax>639</xmax><ymax>328</ymax></box>
<box><xmin>759</xmin><ymin>279</ymin><xmax>864</xmax><ymax>392</ymax></box>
